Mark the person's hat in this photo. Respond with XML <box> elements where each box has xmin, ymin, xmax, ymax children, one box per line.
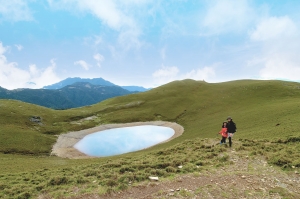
<box><xmin>227</xmin><ymin>116</ymin><xmax>232</xmax><ymax>120</ymax></box>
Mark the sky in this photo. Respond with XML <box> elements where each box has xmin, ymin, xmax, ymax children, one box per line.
<box><xmin>1</xmin><ymin>0</ymin><xmax>300</xmax><ymax>90</ymax></box>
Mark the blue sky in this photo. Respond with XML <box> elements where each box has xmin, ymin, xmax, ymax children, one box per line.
<box><xmin>1</xmin><ymin>0</ymin><xmax>300</xmax><ymax>89</ymax></box>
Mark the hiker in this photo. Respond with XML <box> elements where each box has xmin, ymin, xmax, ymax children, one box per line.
<box><xmin>219</xmin><ymin>121</ymin><xmax>228</xmax><ymax>144</ymax></box>
<box><xmin>226</xmin><ymin>116</ymin><xmax>236</xmax><ymax>147</ymax></box>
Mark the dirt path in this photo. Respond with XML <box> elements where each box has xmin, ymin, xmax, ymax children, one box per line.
<box><xmin>51</xmin><ymin>121</ymin><xmax>184</xmax><ymax>159</ymax></box>
<box><xmin>74</xmin><ymin>142</ymin><xmax>300</xmax><ymax>199</ymax></box>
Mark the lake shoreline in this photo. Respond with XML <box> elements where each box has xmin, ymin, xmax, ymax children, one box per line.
<box><xmin>51</xmin><ymin>121</ymin><xmax>184</xmax><ymax>159</ymax></box>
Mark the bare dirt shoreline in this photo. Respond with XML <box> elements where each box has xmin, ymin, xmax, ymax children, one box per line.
<box><xmin>51</xmin><ymin>121</ymin><xmax>184</xmax><ymax>159</ymax></box>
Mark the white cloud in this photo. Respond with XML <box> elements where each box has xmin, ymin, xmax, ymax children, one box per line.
<box><xmin>182</xmin><ymin>67</ymin><xmax>216</xmax><ymax>81</ymax></box>
<box><xmin>259</xmin><ymin>56</ymin><xmax>300</xmax><ymax>81</ymax></box>
<box><xmin>82</xmin><ymin>0</ymin><xmax>124</xmax><ymax>30</ymax></box>
<box><xmin>202</xmin><ymin>0</ymin><xmax>254</xmax><ymax>35</ymax></box>
<box><xmin>93</xmin><ymin>35</ymin><xmax>102</xmax><ymax>46</ymax></box>
<box><xmin>0</xmin><ymin>42</ymin><xmax>60</xmax><ymax>89</ymax></box>
<box><xmin>74</xmin><ymin>60</ymin><xmax>90</xmax><ymax>70</ymax></box>
<box><xmin>93</xmin><ymin>53</ymin><xmax>105</xmax><ymax>67</ymax></box>
<box><xmin>83</xmin><ymin>35</ymin><xmax>102</xmax><ymax>46</ymax></box>
<box><xmin>47</xmin><ymin>0</ymin><xmax>143</xmax><ymax>49</ymax></box>
<box><xmin>0</xmin><ymin>42</ymin><xmax>30</xmax><ymax>89</ymax></box>
<box><xmin>152</xmin><ymin>66</ymin><xmax>179</xmax><ymax>86</ymax></box>
<box><xmin>0</xmin><ymin>43</ymin><xmax>5</xmax><ymax>55</ymax></box>
<box><xmin>29</xmin><ymin>64</ymin><xmax>38</xmax><ymax>76</ymax></box>
<box><xmin>153</xmin><ymin>66</ymin><xmax>179</xmax><ymax>78</ymax></box>
<box><xmin>29</xmin><ymin>59</ymin><xmax>61</xmax><ymax>88</ymax></box>
<box><xmin>160</xmin><ymin>47</ymin><xmax>166</xmax><ymax>60</ymax></box>
<box><xmin>152</xmin><ymin>65</ymin><xmax>216</xmax><ymax>86</ymax></box>
<box><xmin>248</xmin><ymin>15</ymin><xmax>300</xmax><ymax>81</ymax></box>
<box><xmin>250</xmin><ymin>16</ymin><xmax>298</xmax><ymax>41</ymax></box>
<box><xmin>15</xmin><ymin>44</ymin><xmax>24</xmax><ymax>51</ymax></box>
<box><xmin>118</xmin><ymin>28</ymin><xmax>143</xmax><ymax>50</ymax></box>
<box><xmin>0</xmin><ymin>0</ymin><xmax>33</xmax><ymax>22</ymax></box>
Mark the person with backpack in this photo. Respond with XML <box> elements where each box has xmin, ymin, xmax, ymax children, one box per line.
<box><xmin>219</xmin><ymin>121</ymin><xmax>228</xmax><ymax>145</ymax></box>
<box><xmin>226</xmin><ymin>116</ymin><xmax>236</xmax><ymax>147</ymax></box>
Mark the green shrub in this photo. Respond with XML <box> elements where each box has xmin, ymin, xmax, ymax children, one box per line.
<box><xmin>17</xmin><ymin>192</ymin><xmax>31</xmax><ymax>199</ymax></box>
<box><xmin>117</xmin><ymin>183</ymin><xmax>128</xmax><ymax>190</ymax></box>
<box><xmin>268</xmin><ymin>156</ymin><xmax>292</xmax><ymax>167</ymax></box>
<box><xmin>182</xmin><ymin>163</ymin><xmax>195</xmax><ymax>173</ymax></box>
<box><xmin>179</xmin><ymin>189</ymin><xmax>192</xmax><ymax>197</ymax></box>
<box><xmin>269</xmin><ymin>187</ymin><xmax>294</xmax><ymax>198</ymax></box>
<box><xmin>84</xmin><ymin>170</ymin><xmax>98</xmax><ymax>177</ymax></box>
<box><xmin>154</xmin><ymin>162</ymin><xmax>171</xmax><ymax>169</ymax></box>
<box><xmin>76</xmin><ymin>176</ymin><xmax>88</xmax><ymax>184</ymax></box>
<box><xmin>165</xmin><ymin>166</ymin><xmax>176</xmax><ymax>173</ymax></box>
<box><xmin>218</xmin><ymin>154</ymin><xmax>229</xmax><ymax>162</ymax></box>
<box><xmin>106</xmin><ymin>179</ymin><xmax>118</xmax><ymax>187</ymax></box>
<box><xmin>48</xmin><ymin>176</ymin><xmax>69</xmax><ymax>186</ymax></box>
<box><xmin>134</xmin><ymin>173</ymin><xmax>148</xmax><ymax>182</ymax></box>
<box><xmin>119</xmin><ymin>166</ymin><xmax>135</xmax><ymax>173</ymax></box>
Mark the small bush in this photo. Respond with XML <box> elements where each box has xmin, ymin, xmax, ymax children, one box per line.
<box><xmin>106</xmin><ymin>179</ymin><xmax>118</xmax><ymax>187</ymax></box>
<box><xmin>154</xmin><ymin>162</ymin><xmax>171</xmax><ymax>169</ymax></box>
<box><xmin>84</xmin><ymin>170</ymin><xmax>98</xmax><ymax>177</ymax></box>
<box><xmin>179</xmin><ymin>189</ymin><xmax>192</xmax><ymax>197</ymax></box>
<box><xmin>268</xmin><ymin>156</ymin><xmax>292</xmax><ymax>167</ymax></box>
<box><xmin>106</xmin><ymin>187</ymin><xmax>115</xmax><ymax>194</ymax></box>
<box><xmin>117</xmin><ymin>183</ymin><xmax>128</xmax><ymax>191</ymax></box>
<box><xmin>269</xmin><ymin>187</ymin><xmax>294</xmax><ymax>198</ymax></box>
<box><xmin>119</xmin><ymin>166</ymin><xmax>135</xmax><ymax>174</ymax></box>
<box><xmin>76</xmin><ymin>176</ymin><xmax>88</xmax><ymax>184</ymax></box>
<box><xmin>236</xmin><ymin>146</ymin><xmax>246</xmax><ymax>151</ymax></box>
<box><xmin>155</xmin><ymin>169</ymin><xmax>167</xmax><ymax>176</ymax></box>
<box><xmin>48</xmin><ymin>176</ymin><xmax>69</xmax><ymax>186</ymax></box>
<box><xmin>35</xmin><ymin>185</ymin><xmax>44</xmax><ymax>191</ymax></box>
<box><xmin>218</xmin><ymin>154</ymin><xmax>229</xmax><ymax>162</ymax></box>
<box><xmin>172</xmin><ymin>159</ymin><xmax>183</xmax><ymax>166</ymax></box>
<box><xmin>165</xmin><ymin>166</ymin><xmax>176</xmax><ymax>173</ymax></box>
<box><xmin>134</xmin><ymin>173</ymin><xmax>148</xmax><ymax>182</ymax></box>
<box><xmin>17</xmin><ymin>192</ymin><xmax>31</xmax><ymax>199</ymax></box>
<box><xmin>0</xmin><ymin>183</ymin><xmax>8</xmax><ymax>189</ymax></box>
<box><xmin>195</xmin><ymin>161</ymin><xmax>204</xmax><ymax>166</ymax></box>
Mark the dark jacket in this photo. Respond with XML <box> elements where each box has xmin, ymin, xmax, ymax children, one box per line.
<box><xmin>227</xmin><ymin>121</ymin><xmax>236</xmax><ymax>133</ymax></box>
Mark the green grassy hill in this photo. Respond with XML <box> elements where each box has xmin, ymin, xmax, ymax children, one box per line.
<box><xmin>1</xmin><ymin>79</ymin><xmax>300</xmax><ymax>198</ymax></box>
<box><xmin>1</xmin><ymin>79</ymin><xmax>300</xmax><ymax>155</ymax></box>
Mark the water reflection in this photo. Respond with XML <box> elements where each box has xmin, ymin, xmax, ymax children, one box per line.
<box><xmin>74</xmin><ymin>125</ymin><xmax>175</xmax><ymax>157</ymax></box>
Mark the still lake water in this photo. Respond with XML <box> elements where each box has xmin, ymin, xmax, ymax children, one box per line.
<box><xmin>74</xmin><ymin>125</ymin><xmax>175</xmax><ymax>157</ymax></box>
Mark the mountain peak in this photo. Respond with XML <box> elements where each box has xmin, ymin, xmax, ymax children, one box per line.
<box><xmin>43</xmin><ymin>77</ymin><xmax>116</xmax><ymax>89</ymax></box>
<box><xmin>43</xmin><ymin>77</ymin><xmax>150</xmax><ymax>92</ymax></box>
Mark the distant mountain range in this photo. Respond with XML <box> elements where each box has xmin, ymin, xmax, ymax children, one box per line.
<box><xmin>0</xmin><ymin>82</ymin><xmax>133</xmax><ymax>109</ymax></box>
<box><xmin>43</xmin><ymin>77</ymin><xmax>115</xmax><ymax>89</ymax></box>
<box><xmin>0</xmin><ymin>77</ymin><xmax>150</xmax><ymax>109</ymax></box>
<box><xmin>43</xmin><ymin>77</ymin><xmax>150</xmax><ymax>92</ymax></box>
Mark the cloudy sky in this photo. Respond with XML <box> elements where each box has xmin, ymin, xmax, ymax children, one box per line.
<box><xmin>1</xmin><ymin>0</ymin><xmax>300</xmax><ymax>89</ymax></box>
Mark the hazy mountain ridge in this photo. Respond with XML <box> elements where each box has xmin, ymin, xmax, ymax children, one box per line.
<box><xmin>43</xmin><ymin>77</ymin><xmax>116</xmax><ymax>89</ymax></box>
<box><xmin>43</xmin><ymin>77</ymin><xmax>150</xmax><ymax>92</ymax></box>
<box><xmin>0</xmin><ymin>82</ymin><xmax>133</xmax><ymax>109</ymax></box>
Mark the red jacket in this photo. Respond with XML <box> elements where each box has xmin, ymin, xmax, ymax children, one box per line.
<box><xmin>219</xmin><ymin>128</ymin><xmax>228</xmax><ymax>137</ymax></box>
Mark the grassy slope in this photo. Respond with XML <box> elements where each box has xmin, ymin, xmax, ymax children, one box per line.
<box><xmin>1</xmin><ymin>79</ymin><xmax>300</xmax><ymax>154</ymax></box>
<box><xmin>90</xmin><ymin>79</ymin><xmax>300</xmax><ymax>141</ymax></box>
<box><xmin>1</xmin><ymin>79</ymin><xmax>300</xmax><ymax>198</ymax></box>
